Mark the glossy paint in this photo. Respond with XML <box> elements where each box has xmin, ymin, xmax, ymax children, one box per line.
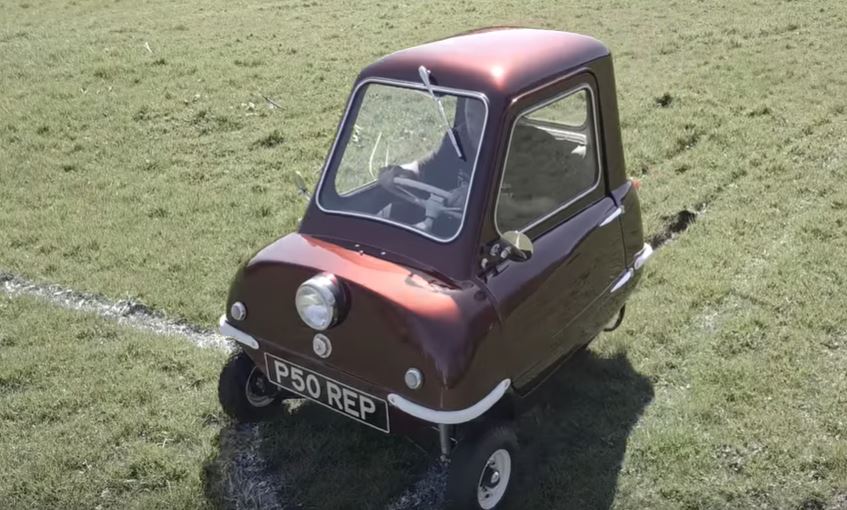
<box><xmin>225</xmin><ymin>28</ymin><xmax>644</xmax><ymax>418</ymax></box>
<box><xmin>300</xmin><ymin>28</ymin><xmax>628</xmax><ymax>282</ymax></box>
<box><xmin>228</xmin><ymin>233</ymin><xmax>503</xmax><ymax>411</ymax></box>
<box><xmin>484</xmin><ymin>197</ymin><xmax>626</xmax><ymax>390</ymax></box>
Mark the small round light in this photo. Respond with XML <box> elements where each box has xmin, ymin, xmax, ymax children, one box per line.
<box><xmin>230</xmin><ymin>301</ymin><xmax>247</xmax><ymax>321</ymax></box>
<box><xmin>295</xmin><ymin>273</ymin><xmax>346</xmax><ymax>331</ymax></box>
<box><xmin>313</xmin><ymin>334</ymin><xmax>332</xmax><ymax>359</ymax></box>
<box><xmin>404</xmin><ymin>368</ymin><xmax>423</xmax><ymax>390</ymax></box>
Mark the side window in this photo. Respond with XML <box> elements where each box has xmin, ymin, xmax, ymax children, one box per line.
<box><xmin>495</xmin><ymin>87</ymin><xmax>600</xmax><ymax>233</ymax></box>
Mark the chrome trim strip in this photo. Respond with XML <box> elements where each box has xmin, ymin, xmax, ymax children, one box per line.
<box><xmin>599</xmin><ymin>206</ymin><xmax>624</xmax><ymax>227</ymax></box>
<box><xmin>314</xmin><ymin>77</ymin><xmax>490</xmax><ymax>244</ymax></box>
<box><xmin>610</xmin><ymin>269</ymin><xmax>633</xmax><ymax>294</ymax></box>
<box><xmin>493</xmin><ymin>83</ymin><xmax>604</xmax><ymax>235</ymax></box>
<box><xmin>609</xmin><ymin>243</ymin><xmax>652</xmax><ymax>295</ymax></box>
<box><xmin>218</xmin><ymin>315</ymin><xmax>259</xmax><ymax>350</ymax></box>
<box><xmin>634</xmin><ymin>243</ymin><xmax>653</xmax><ymax>270</ymax></box>
<box><xmin>387</xmin><ymin>379</ymin><xmax>511</xmax><ymax>425</ymax></box>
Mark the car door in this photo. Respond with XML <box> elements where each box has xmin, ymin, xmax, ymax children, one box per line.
<box><xmin>483</xmin><ymin>82</ymin><xmax>627</xmax><ymax>391</ymax></box>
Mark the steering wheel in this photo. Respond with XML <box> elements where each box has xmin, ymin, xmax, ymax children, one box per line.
<box><xmin>393</xmin><ymin>177</ymin><xmax>452</xmax><ymax>200</ymax></box>
<box><xmin>390</xmin><ymin>177</ymin><xmax>462</xmax><ymax>219</ymax></box>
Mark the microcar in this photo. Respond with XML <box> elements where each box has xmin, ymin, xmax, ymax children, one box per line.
<box><xmin>217</xmin><ymin>27</ymin><xmax>652</xmax><ymax>510</ymax></box>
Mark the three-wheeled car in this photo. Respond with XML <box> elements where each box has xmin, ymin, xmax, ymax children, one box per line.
<box><xmin>217</xmin><ymin>28</ymin><xmax>652</xmax><ymax>510</ymax></box>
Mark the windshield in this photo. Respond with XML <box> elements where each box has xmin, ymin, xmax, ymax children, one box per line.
<box><xmin>317</xmin><ymin>82</ymin><xmax>486</xmax><ymax>241</ymax></box>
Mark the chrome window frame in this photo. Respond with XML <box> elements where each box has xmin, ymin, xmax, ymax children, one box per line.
<box><xmin>315</xmin><ymin>78</ymin><xmax>490</xmax><ymax>244</ymax></box>
<box><xmin>493</xmin><ymin>84</ymin><xmax>602</xmax><ymax>236</ymax></box>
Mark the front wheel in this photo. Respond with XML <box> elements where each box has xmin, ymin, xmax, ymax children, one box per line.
<box><xmin>218</xmin><ymin>351</ymin><xmax>290</xmax><ymax>422</ymax></box>
<box><xmin>445</xmin><ymin>423</ymin><xmax>518</xmax><ymax>510</ymax></box>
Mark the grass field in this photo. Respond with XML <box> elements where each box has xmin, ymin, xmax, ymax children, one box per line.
<box><xmin>2</xmin><ymin>0</ymin><xmax>847</xmax><ymax>508</ymax></box>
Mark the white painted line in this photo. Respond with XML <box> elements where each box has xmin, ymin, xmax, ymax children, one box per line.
<box><xmin>0</xmin><ymin>271</ymin><xmax>292</xmax><ymax>506</ymax></box>
<box><xmin>0</xmin><ymin>269</ymin><xmax>444</xmax><ymax>509</ymax></box>
<box><xmin>0</xmin><ymin>271</ymin><xmax>230</xmax><ymax>351</ymax></box>
<box><xmin>386</xmin><ymin>462</ymin><xmax>446</xmax><ymax>510</ymax></box>
<box><xmin>216</xmin><ymin>423</ymin><xmax>285</xmax><ymax>510</ymax></box>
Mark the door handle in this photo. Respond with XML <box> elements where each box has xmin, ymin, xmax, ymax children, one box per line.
<box><xmin>599</xmin><ymin>206</ymin><xmax>624</xmax><ymax>227</ymax></box>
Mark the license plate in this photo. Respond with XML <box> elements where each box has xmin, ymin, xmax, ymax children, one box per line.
<box><xmin>264</xmin><ymin>352</ymin><xmax>390</xmax><ymax>433</ymax></box>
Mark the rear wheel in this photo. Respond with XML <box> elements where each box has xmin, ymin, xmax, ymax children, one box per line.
<box><xmin>218</xmin><ymin>351</ymin><xmax>289</xmax><ymax>422</ymax></box>
<box><xmin>445</xmin><ymin>422</ymin><xmax>518</xmax><ymax>510</ymax></box>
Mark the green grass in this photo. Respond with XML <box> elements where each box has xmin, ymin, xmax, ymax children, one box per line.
<box><xmin>0</xmin><ymin>296</ymin><xmax>225</xmax><ymax>508</ymax></box>
<box><xmin>2</xmin><ymin>0</ymin><xmax>847</xmax><ymax>508</ymax></box>
<box><xmin>0</xmin><ymin>296</ymin><xmax>425</xmax><ymax>509</ymax></box>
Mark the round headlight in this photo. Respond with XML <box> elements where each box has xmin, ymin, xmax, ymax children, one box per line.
<box><xmin>295</xmin><ymin>273</ymin><xmax>345</xmax><ymax>330</ymax></box>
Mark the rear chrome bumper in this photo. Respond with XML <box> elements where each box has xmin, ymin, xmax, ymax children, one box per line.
<box><xmin>387</xmin><ymin>379</ymin><xmax>511</xmax><ymax>425</ymax></box>
<box><xmin>611</xmin><ymin>243</ymin><xmax>654</xmax><ymax>294</ymax></box>
<box><xmin>634</xmin><ymin>243</ymin><xmax>654</xmax><ymax>270</ymax></box>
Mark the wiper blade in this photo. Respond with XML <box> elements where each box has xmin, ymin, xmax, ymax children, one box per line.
<box><xmin>418</xmin><ymin>65</ymin><xmax>463</xmax><ymax>160</ymax></box>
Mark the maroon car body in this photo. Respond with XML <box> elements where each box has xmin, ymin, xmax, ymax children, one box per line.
<box><xmin>217</xmin><ymin>27</ymin><xmax>651</xmax><ymax>509</ymax></box>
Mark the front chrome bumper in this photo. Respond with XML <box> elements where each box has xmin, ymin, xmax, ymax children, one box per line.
<box><xmin>219</xmin><ymin>315</ymin><xmax>259</xmax><ymax>350</ymax></box>
<box><xmin>219</xmin><ymin>315</ymin><xmax>511</xmax><ymax>426</ymax></box>
<box><xmin>387</xmin><ymin>379</ymin><xmax>511</xmax><ymax>425</ymax></box>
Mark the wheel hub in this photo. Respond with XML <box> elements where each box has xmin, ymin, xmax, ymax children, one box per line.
<box><xmin>482</xmin><ymin>465</ymin><xmax>501</xmax><ymax>489</ymax></box>
<box><xmin>477</xmin><ymin>448</ymin><xmax>512</xmax><ymax>509</ymax></box>
<box><xmin>245</xmin><ymin>367</ymin><xmax>278</xmax><ymax>407</ymax></box>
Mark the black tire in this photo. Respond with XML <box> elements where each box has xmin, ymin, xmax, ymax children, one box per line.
<box><xmin>445</xmin><ymin>422</ymin><xmax>518</xmax><ymax>510</ymax></box>
<box><xmin>218</xmin><ymin>351</ymin><xmax>289</xmax><ymax>422</ymax></box>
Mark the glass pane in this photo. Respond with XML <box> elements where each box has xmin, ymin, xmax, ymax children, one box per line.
<box><xmin>496</xmin><ymin>88</ymin><xmax>598</xmax><ymax>232</ymax></box>
<box><xmin>525</xmin><ymin>89</ymin><xmax>588</xmax><ymax>127</ymax></box>
<box><xmin>335</xmin><ymin>86</ymin><xmax>457</xmax><ymax>195</ymax></box>
<box><xmin>319</xmin><ymin>83</ymin><xmax>485</xmax><ymax>241</ymax></box>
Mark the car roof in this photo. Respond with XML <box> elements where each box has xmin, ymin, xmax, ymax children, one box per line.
<box><xmin>359</xmin><ymin>28</ymin><xmax>610</xmax><ymax>99</ymax></box>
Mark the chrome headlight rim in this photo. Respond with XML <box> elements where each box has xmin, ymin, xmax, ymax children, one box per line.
<box><xmin>229</xmin><ymin>301</ymin><xmax>248</xmax><ymax>321</ymax></box>
<box><xmin>295</xmin><ymin>272</ymin><xmax>346</xmax><ymax>331</ymax></box>
<box><xmin>404</xmin><ymin>368</ymin><xmax>424</xmax><ymax>390</ymax></box>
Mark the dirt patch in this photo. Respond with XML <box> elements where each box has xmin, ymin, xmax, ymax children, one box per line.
<box><xmin>648</xmin><ymin>206</ymin><xmax>704</xmax><ymax>249</ymax></box>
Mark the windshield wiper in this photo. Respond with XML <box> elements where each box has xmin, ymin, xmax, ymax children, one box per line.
<box><xmin>418</xmin><ymin>65</ymin><xmax>464</xmax><ymax>160</ymax></box>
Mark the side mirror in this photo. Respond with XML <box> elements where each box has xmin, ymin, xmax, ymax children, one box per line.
<box><xmin>500</xmin><ymin>231</ymin><xmax>533</xmax><ymax>262</ymax></box>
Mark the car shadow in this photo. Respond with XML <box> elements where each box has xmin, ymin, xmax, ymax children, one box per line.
<box><xmin>512</xmin><ymin>348</ymin><xmax>654</xmax><ymax>509</ymax></box>
<box><xmin>201</xmin><ymin>400</ymin><xmax>428</xmax><ymax>510</ymax></box>
<box><xmin>200</xmin><ymin>348</ymin><xmax>652</xmax><ymax>510</ymax></box>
